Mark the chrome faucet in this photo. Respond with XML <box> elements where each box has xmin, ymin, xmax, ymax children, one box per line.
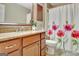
<box><xmin>16</xmin><ymin>26</ymin><xmax>25</xmax><ymax>32</ymax></box>
<box><xmin>16</xmin><ymin>27</ymin><xmax>20</xmax><ymax>32</ymax></box>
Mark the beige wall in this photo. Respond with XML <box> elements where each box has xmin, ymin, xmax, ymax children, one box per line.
<box><xmin>2</xmin><ymin>3</ymin><xmax>30</xmax><ymax>24</ymax></box>
<box><xmin>43</xmin><ymin>4</ymin><xmax>48</xmax><ymax>31</ymax></box>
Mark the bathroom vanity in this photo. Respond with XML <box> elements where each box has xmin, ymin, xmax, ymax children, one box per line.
<box><xmin>0</xmin><ymin>31</ymin><xmax>45</xmax><ymax>56</ymax></box>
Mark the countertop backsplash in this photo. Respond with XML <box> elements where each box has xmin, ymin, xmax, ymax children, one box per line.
<box><xmin>0</xmin><ymin>26</ymin><xmax>32</xmax><ymax>33</ymax></box>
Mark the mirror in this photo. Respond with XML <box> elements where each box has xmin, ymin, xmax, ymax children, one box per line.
<box><xmin>0</xmin><ymin>3</ymin><xmax>33</xmax><ymax>24</ymax></box>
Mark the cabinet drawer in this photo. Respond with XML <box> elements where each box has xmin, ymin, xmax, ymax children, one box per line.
<box><xmin>0</xmin><ymin>39</ymin><xmax>21</xmax><ymax>53</ymax></box>
<box><xmin>41</xmin><ymin>33</ymin><xmax>45</xmax><ymax>39</ymax></box>
<box><xmin>41</xmin><ymin>39</ymin><xmax>46</xmax><ymax>49</ymax></box>
<box><xmin>23</xmin><ymin>34</ymin><xmax>40</xmax><ymax>47</ymax></box>
<box><xmin>8</xmin><ymin>50</ymin><xmax>21</xmax><ymax>56</ymax></box>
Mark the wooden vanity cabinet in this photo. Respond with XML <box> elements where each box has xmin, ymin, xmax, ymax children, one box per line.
<box><xmin>0</xmin><ymin>32</ymin><xmax>45</xmax><ymax>56</ymax></box>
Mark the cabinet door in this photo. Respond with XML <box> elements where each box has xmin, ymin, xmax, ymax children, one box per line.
<box><xmin>23</xmin><ymin>44</ymin><xmax>35</xmax><ymax>56</ymax></box>
<box><xmin>34</xmin><ymin>42</ymin><xmax>40</xmax><ymax>56</ymax></box>
<box><xmin>23</xmin><ymin>41</ymin><xmax>40</xmax><ymax>56</ymax></box>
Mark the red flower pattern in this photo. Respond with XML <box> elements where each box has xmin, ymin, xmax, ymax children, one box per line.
<box><xmin>57</xmin><ymin>30</ymin><xmax>65</xmax><ymax>37</ymax></box>
<box><xmin>52</xmin><ymin>25</ymin><xmax>58</xmax><ymax>30</ymax></box>
<box><xmin>71</xmin><ymin>30</ymin><xmax>79</xmax><ymax>39</ymax></box>
<box><xmin>48</xmin><ymin>30</ymin><xmax>53</xmax><ymax>35</ymax></box>
<box><xmin>64</xmin><ymin>24</ymin><xmax>72</xmax><ymax>31</ymax></box>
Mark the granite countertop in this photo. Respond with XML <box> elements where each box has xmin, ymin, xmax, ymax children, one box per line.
<box><xmin>0</xmin><ymin>30</ymin><xmax>45</xmax><ymax>42</ymax></box>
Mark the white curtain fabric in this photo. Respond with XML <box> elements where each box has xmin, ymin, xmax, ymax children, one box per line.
<box><xmin>48</xmin><ymin>4</ymin><xmax>79</xmax><ymax>52</ymax></box>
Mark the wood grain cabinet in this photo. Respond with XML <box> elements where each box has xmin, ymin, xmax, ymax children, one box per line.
<box><xmin>41</xmin><ymin>39</ymin><xmax>45</xmax><ymax>49</ymax></box>
<box><xmin>40</xmin><ymin>39</ymin><xmax>46</xmax><ymax>56</ymax></box>
<box><xmin>23</xmin><ymin>34</ymin><xmax>40</xmax><ymax>56</ymax></box>
<box><xmin>8</xmin><ymin>50</ymin><xmax>21</xmax><ymax>56</ymax></box>
<box><xmin>0</xmin><ymin>38</ymin><xmax>21</xmax><ymax>56</ymax></box>
<box><xmin>41</xmin><ymin>48</ymin><xmax>46</xmax><ymax>56</ymax></box>
<box><xmin>41</xmin><ymin>33</ymin><xmax>45</xmax><ymax>39</ymax></box>
<box><xmin>23</xmin><ymin>41</ymin><xmax>40</xmax><ymax>56</ymax></box>
<box><xmin>23</xmin><ymin>34</ymin><xmax>40</xmax><ymax>47</ymax></box>
<box><xmin>0</xmin><ymin>32</ymin><xmax>45</xmax><ymax>56</ymax></box>
<box><xmin>40</xmin><ymin>33</ymin><xmax>46</xmax><ymax>56</ymax></box>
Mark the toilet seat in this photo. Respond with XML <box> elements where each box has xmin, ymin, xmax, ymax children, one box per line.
<box><xmin>46</xmin><ymin>40</ymin><xmax>58</xmax><ymax>55</ymax></box>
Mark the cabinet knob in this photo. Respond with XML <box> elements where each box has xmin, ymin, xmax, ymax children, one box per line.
<box><xmin>5</xmin><ymin>44</ymin><xmax>16</xmax><ymax>49</ymax></box>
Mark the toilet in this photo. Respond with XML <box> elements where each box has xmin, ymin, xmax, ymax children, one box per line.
<box><xmin>46</xmin><ymin>40</ymin><xmax>57</xmax><ymax>55</ymax></box>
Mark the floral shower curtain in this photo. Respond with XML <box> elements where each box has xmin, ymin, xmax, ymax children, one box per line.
<box><xmin>48</xmin><ymin>4</ymin><xmax>79</xmax><ymax>53</ymax></box>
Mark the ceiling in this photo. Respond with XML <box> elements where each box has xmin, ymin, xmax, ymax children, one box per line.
<box><xmin>47</xmin><ymin>3</ymin><xmax>70</xmax><ymax>9</ymax></box>
<box><xmin>17</xmin><ymin>3</ymin><xmax>70</xmax><ymax>10</ymax></box>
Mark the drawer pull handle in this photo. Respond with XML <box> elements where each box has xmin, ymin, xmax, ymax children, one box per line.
<box><xmin>5</xmin><ymin>44</ymin><xmax>16</xmax><ymax>49</ymax></box>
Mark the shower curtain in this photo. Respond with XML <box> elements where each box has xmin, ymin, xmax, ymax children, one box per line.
<box><xmin>48</xmin><ymin>4</ymin><xmax>79</xmax><ymax>53</ymax></box>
